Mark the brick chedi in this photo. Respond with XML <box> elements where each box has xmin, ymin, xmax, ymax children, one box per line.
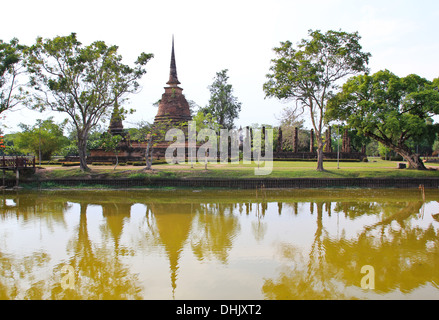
<box><xmin>154</xmin><ymin>36</ymin><xmax>192</xmax><ymax>126</ymax></box>
<box><xmin>152</xmin><ymin>36</ymin><xmax>192</xmax><ymax>159</ymax></box>
<box><xmin>108</xmin><ymin>102</ymin><xmax>125</xmax><ymax>137</ymax></box>
<box><xmin>88</xmin><ymin>37</ymin><xmax>194</xmax><ymax>163</ymax></box>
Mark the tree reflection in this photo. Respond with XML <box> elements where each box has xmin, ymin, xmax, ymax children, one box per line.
<box><xmin>263</xmin><ymin>200</ymin><xmax>439</xmax><ymax>299</ymax></box>
<box><xmin>1</xmin><ymin>190</ymin><xmax>439</xmax><ymax>300</ymax></box>
<box><xmin>325</xmin><ymin>201</ymin><xmax>439</xmax><ymax>295</ymax></box>
<box><xmin>50</xmin><ymin>203</ymin><xmax>142</xmax><ymax>299</ymax></box>
<box><xmin>263</xmin><ymin>201</ymin><xmax>349</xmax><ymax>299</ymax></box>
<box><xmin>191</xmin><ymin>203</ymin><xmax>241</xmax><ymax>263</ymax></box>
<box><xmin>0</xmin><ymin>191</ymin><xmax>67</xmax><ymax>299</ymax></box>
<box><xmin>138</xmin><ymin>202</ymin><xmax>241</xmax><ymax>298</ymax></box>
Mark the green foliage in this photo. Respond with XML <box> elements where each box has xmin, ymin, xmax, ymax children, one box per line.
<box><xmin>276</xmin><ymin>106</ymin><xmax>310</xmax><ymax>152</ymax></box>
<box><xmin>1</xmin><ymin>133</ymin><xmax>20</xmax><ymax>155</ymax></box>
<box><xmin>15</xmin><ymin>117</ymin><xmax>69</xmax><ymax>160</ymax></box>
<box><xmin>326</xmin><ymin>70</ymin><xmax>439</xmax><ymax>169</ymax></box>
<box><xmin>96</xmin><ymin>131</ymin><xmax>123</xmax><ymax>169</ymax></box>
<box><xmin>60</xmin><ymin>144</ymin><xmax>79</xmax><ymax>157</ymax></box>
<box><xmin>264</xmin><ymin>30</ymin><xmax>371</xmax><ymax>103</ymax></box>
<box><xmin>0</xmin><ymin>38</ymin><xmax>27</xmax><ymax>114</ymax></box>
<box><xmin>192</xmin><ymin>111</ymin><xmax>221</xmax><ymax>132</ymax></box>
<box><xmin>202</xmin><ymin>69</ymin><xmax>242</xmax><ymax>130</ymax></box>
<box><xmin>264</xmin><ymin>29</ymin><xmax>371</xmax><ymax>171</ymax></box>
<box><xmin>97</xmin><ymin>132</ymin><xmax>122</xmax><ymax>153</ymax></box>
<box><xmin>24</xmin><ymin>33</ymin><xmax>153</xmax><ymax>171</ymax></box>
<box><xmin>61</xmin><ymin>162</ymin><xmax>81</xmax><ymax>167</ymax></box>
<box><xmin>126</xmin><ymin>120</ymin><xmax>153</xmax><ymax>141</ymax></box>
<box><xmin>433</xmin><ymin>138</ymin><xmax>439</xmax><ymax>155</ymax></box>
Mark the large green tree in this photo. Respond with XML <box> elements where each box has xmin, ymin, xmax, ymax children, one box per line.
<box><xmin>16</xmin><ymin>117</ymin><xmax>69</xmax><ymax>160</ymax></box>
<box><xmin>202</xmin><ymin>69</ymin><xmax>242</xmax><ymax>130</ymax></box>
<box><xmin>0</xmin><ymin>38</ymin><xmax>26</xmax><ymax>114</ymax></box>
<box><xmin>25</xmin><ymin>33</ymin><xmax>153</xmax><ymax>171</ymax></box>
<box><xmin>263</xmin><ymin>29</ymin><xmax>371</xmax><ymax>171</ymax></box>
<box><xmin>326</xmin><ymin>70</ymin><xmax>439</xmax><ymax>170</ymax></box>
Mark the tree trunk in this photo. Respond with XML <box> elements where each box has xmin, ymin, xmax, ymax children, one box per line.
<box><xmin>113</xmin><ymin>154</ymin><xmax>119</xmax><ymax>170</ymax></box>
<box><xmin>77</xmin><ymin>135</ymin><xmax>90</xmax><ymax>172</ymax></box>
<box><xmin>145</xmin><ymin>134</ymin><xmax>152</xmax><ymax>170</ymax></box>
<box><xmin>398</xmin><ymin>149</ymin><xmax>427</xmax><ymax>170</ymax></box>
<box><xmin>365</xmin><ymin>132</ymin><xmax>427</xmax><ymax>170</ymax></box>
<box><xmin>316</xmin><ymin>137</ymin><xmax>325</xmax><ymax>172</ymax></box>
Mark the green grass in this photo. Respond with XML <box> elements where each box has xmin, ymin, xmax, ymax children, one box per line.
<box><xmin>145</xmin><ymin>157</ymin><xmax>439</xmax><ymax>179</ymax></box>
<box><xmin>29</xmin><ymin>157</ymin><xmax>439</xmax><ymax>181</ymax></box>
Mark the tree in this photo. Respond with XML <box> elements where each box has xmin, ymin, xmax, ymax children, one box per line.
<box><xmin>25</xmin><ymin>33</ymin><xmax>153</xmax><ymax>171</ymax></box>
<box><xmin>192</xmin><ymin>110</ymin><xmax>221</xmax><ymax>132</ymax></box>
<box><xmin>326</xmin><ymin>70</ymin><xmax>439</xmax><ymax>170</ymax></box>
<box><xmin>15</xmin><ymin>117</ymin><xmax>69</xmax><ymax>160</ymax></box>
<box><xmin>202</xmin><ymin>69</ymin><xmax>242</xmax><ymax>130</ymax></box>
<box><xmin>97</xmin><ymin>131</ymin><xmax>123</xmax><ymax>170</ymax></box>
<box><xmin>0</xmin><ymin>38</ymin><xmax>26</xmax><ymax>114</ymax></box>
<box><xmin>263</xmin><ymin>29</ymin><xmax>371</xmax><ymax>171</ymax></box>
<box><xmin>275</xmin><ymin>106</ymin><xmax>310</xmax><ymax>152</ymax></box>
<box><xmin>0</xmin><ymin>134</ymin><xmax>5</xmax><ymax>153</ymax></box>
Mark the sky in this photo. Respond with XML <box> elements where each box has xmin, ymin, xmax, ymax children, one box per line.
<box><xmin>1</xmin><ymin>0</ymin><xmax>439</xmax><ymax>134</ymax></box>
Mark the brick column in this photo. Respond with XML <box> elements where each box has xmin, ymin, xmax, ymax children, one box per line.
<box><xmin>293</xmin><ymin>127</ymin><xmax>298</xmax><ymax>153</ymax></box>
<box><xmin>277</xmin><ymin>127</ymin><xmax>283</xmax><ymax>152</ymax></box>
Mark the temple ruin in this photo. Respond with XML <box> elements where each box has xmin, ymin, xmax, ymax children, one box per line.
<box><xmin>88</xmin><ymin>38</ymin><xmax>366</xmax><ymax>164</ymax></box>
<box><xmin>273</xmin><ymin>126</ymin><xmax>366</xmax><ymax>161</ymax></box>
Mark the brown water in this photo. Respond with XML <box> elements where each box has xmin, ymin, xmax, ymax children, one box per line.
<box><xmin>0</xmin><ymin>188</ymin><xmax>438</xmax><ymax>300</ymax></box>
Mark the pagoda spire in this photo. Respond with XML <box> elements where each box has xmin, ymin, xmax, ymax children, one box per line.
<box><xmin>167</xmin><ymin>35</ymin><xmax>180</xmax><ymax>86</ymax></box>
<box><xmin>108</xmin><ymin>99</ymin><xmax>124</xmax><ymax>136</ymax></box>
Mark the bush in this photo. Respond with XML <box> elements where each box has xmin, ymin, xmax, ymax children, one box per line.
<box><xmin>92</xmin><ymin>162</ymin><xmax>114</xmax><ymax>166</ymax></box>
<box><xmin>38</xmin><ymin>160</ymin><xmax>62</xmax><ymax>165</ymax></box>
<box><xmin>61</xmin><ymin>162</ymin><xmax>80</xmax><ymax>167</ymax></box>
<box><xmin>381</xmin><ymin>155</ymin><xmax>403</xmax><ymax>161</ymax></box>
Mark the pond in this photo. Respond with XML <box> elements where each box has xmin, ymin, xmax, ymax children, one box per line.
<box><xmin>0</xmin><ymin>188</ymin><xmax>438</xmax><ymax>300</ymax></box>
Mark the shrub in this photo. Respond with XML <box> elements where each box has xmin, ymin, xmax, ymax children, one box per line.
<box><xmin>61</xmin><ymin>162</ymin><xmax>80</xmax><ymax>167</ymax></box>
<box><xmin>92</xmin><ymin>162</ymin><xmax>114</xmax><ymax>166</ymax></box>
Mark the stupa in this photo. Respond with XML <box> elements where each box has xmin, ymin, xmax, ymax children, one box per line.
<box><xmin>153</xmin><ymin>36</ymin><xmax>192</xmax><ymax>126</ymax></box>
<box><xmin>88</xmin><ymin>36</ymin><xmax>193</xmax><ymax>163</ymax></box>
<box><xmin>151</xmin><ymin>36</ymin><xmax>192</xmax><ymax>159</ymax></box>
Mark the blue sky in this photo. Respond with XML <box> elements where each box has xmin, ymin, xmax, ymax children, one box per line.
<box><xmin>1</xmin><ymin>0</ymin><xmax>439</xmax><ymax>133</ymax></box>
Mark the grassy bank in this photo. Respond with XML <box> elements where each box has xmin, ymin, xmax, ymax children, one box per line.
<box><xmin>28</xmin><ymin>157</ymin><xmax>439</xmax><ymax>180</ymax></box>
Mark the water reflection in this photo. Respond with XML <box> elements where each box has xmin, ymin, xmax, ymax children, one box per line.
<box><xmin>0</xmin><ymin>189</ymin><xmax>438</xmax><ymax>300</ymax></box>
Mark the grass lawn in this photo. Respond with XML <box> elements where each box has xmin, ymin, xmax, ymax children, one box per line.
<box><xmin>32</xmin><ymin>157</ymin><xmax>439</xmax><ymax>180</ymax></box>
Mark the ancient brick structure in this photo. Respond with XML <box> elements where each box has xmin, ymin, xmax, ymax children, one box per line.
<box><xmin>89</xmin><ymin>37</ymin><xmax>366</xmax><ymax>165</ymax></box>
<box><xmin>151</xmin><ymin>36</ymin><xmax>193</xmax><ymax>159</ymax></box>
<box><xmin>89</xmin><ymin>37</ymin><xmax>193</xmax><ymax>163</ymax></box>
<box><xmin>342</xmin><ymin>129</ymin><xmax>351</xmax><ymax>153</ymax></box>
<box><xmin>278</xmin><ymin>128</ymin><xmax>283</xmax><ymax>152</ymax></box>
<box><xmin>153</xmin><ymin>37</ymin><xmax>192</xmax><ymax>126</ymax></box>
<box><xmin>292</xmin><ymin>127</ymin><xmax>298</xmax><ymax>153</ymax></box>
<box><xmin>273</xmin><ymin>126</ymin><xmax>367</xmax><ymax>161</ymax></box>
<box><xmin>108</xmin><ymin>103</ymin><xmax>125</xmax><ymax>137</ymax></box>
<box><xmin>325</xmin><ymin>126</ymin><xmax>332</xmax><ymax>152</ymax></box>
